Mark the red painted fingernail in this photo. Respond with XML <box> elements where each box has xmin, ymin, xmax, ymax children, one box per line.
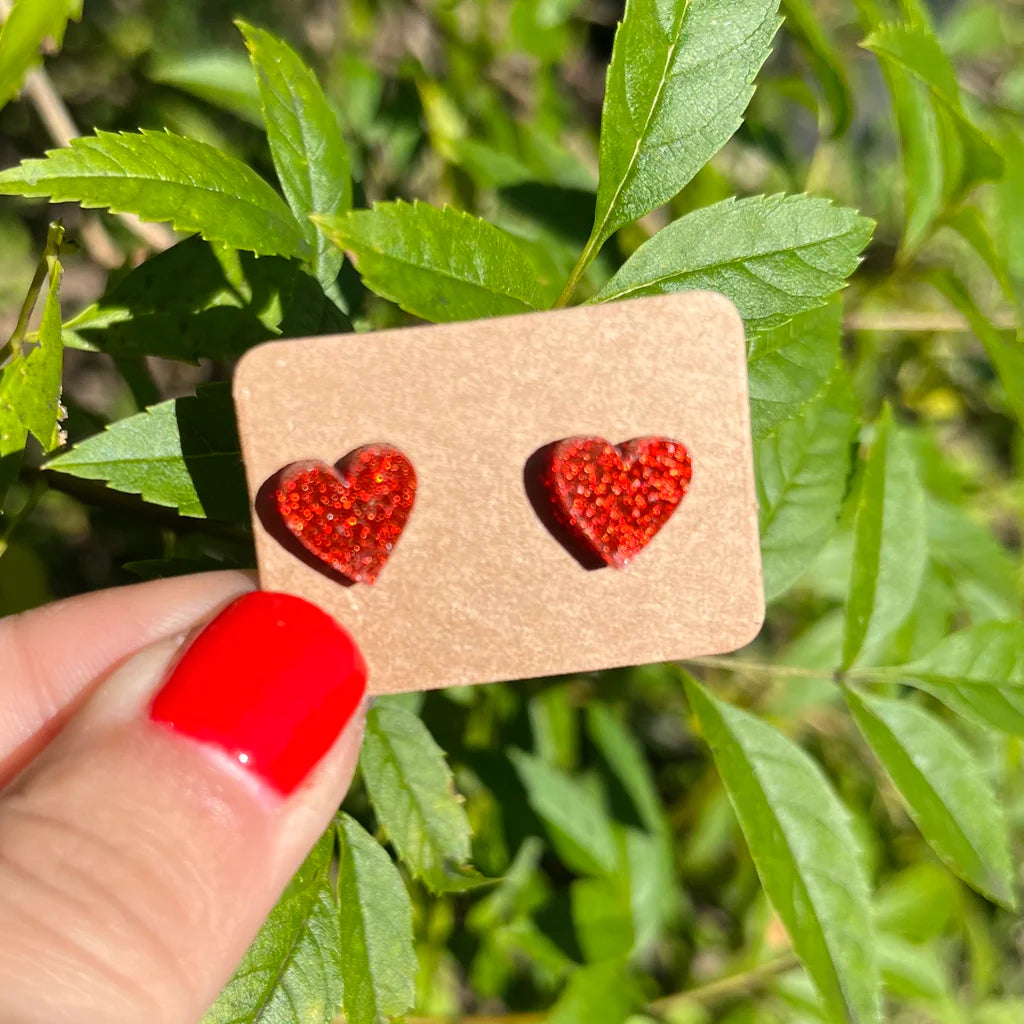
<box><xmin>150</xmin><ymin>591</ymin><xmax>366</xmax><ymax>795</ymax></box>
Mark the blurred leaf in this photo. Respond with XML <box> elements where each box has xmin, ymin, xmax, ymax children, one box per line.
<box><xmin>511</xmin><ymin>749</ymin><xmax>619</xmax><ymax>877</ymax></box>
<box><xmin>546</xmin><ymin>960</ymin><xmax>642</xmax><ymax>1024</ymax></box>
<box><xmin>756</xmin><ymin>369</ymin><xmax>857</xmax><ymax>602</ymax></box>
<box><xmin>202</xmin><ymin>827</ymin><xmax>342</xmax><ymax>1024</ymax></box>
<box><xmin>845</xmin><ymin>689</ymin><xmax>1015</xmax><ymax>907</ymax></box>
<box><xmin>684</xmin><ymin>675</ymin><xmax>881</xmax><ymax>1024</ymax></box>
<box><xmin>748</xmin><ymin>299</ymin><xmax>843</xmax><ymax>438</ymax></box>
<box><xmin>842</xmin><ymin>406</ymin><xmax>927</xmax><ymax>668</ymax></box>
<box><xmin>530</xmin><ymin>685</ymin><xmax>580</xmax><ymax>772</ymax></box>
<box><xmin>586</xmin><ymin>704</ymin><xmax>664</xmax><ymax>835</ymax></box>
<box><xmin>149</xmin><ymin>51</ymin><xmax>263</xmax><ymax>125</ymax></box>
<box><xmin>0</xmin><ymin>0</ymin><xmax>81</xmax><ymax>112</ymax></box>
<box><xmin>315</xmin><ymin>201</ymin><xmax>547</xmax><ymax>322</ymax></box>
<box><xmin>929</xmin><ymin>270</ymin><xmax>1024</xmax><ymax>430</ymax></box>
<box><xmin>926</xmin><ymin>499</ymin><xmax>1020</xmax><ymax>620</ymax></box>
<box><xmin>0</xmin><ymin>252</ymin><xmax>64</xmax><ymax>452</ymax></box>
<box><xmin>875</xmin><ymin>862</ymin><xmax>958</xmax><ymax>943</ymax></box>
<box><xmin>781</xmin><ymin>0</ymin><xmax>852</xmax><ymax>136</ymax></box>
<box><xmin>864</xmin><ymin>21</ymin><xmax>1003</xmax><ymax>251</ymax></box>
<box><xmin>884</xmin><ymin>622</ymin><xmax>1024</xmax><ymax>735</ymax></box>
<box><xmin>593</xmin><ymin>195</ymin><xmax>873</xmax><ymax>330</ymax></box>
<box><xmin>336</xmin><ymin>813</ymin><xmax>416</xmax><ymax>1024</ymax></box>
<box><xmin>0</xmin><ymin>131</ymin><xmax>309</xmax><ymax>260</ymax></box>
<box><xmin>360</xmin><ymin>703</ymin><xmax>481</xmax><ymax>893</ymax></box>
<box><xmin>65</xmin><ymin>237</ymin><xmax>347</xmax><ymax>363</ymax></box>
<box><xmin>571</xmin><ymin>876</ymin><xmax>635</xmax><ymax>963</ymax></box>
<box><xmin>877</xmin><ymin>934</ymin><xmax>951</xmax><ymax>1002</ymax></box>
<box><xmin>239</xmin><ymin>21</ymin><xmax>351</xmax><ymax>296</ymax></box>
<box><xmin>995</xmin><ymin>125</ymin><xmax>1024</xmax><ymax>325</ymax></box>
<box><xmin>590</xmin><ymin>0</ymin><xmax>782</xmax><ymax>251</ymax></box>
<box><xmin>45</xmin><ymin>387</ymin><xmax>247</xmax><ymax>520</ymax></box>
<box><xmin>943</xmin><ymin>206</ymin><xmax>1017</xmax><ymax>312</ymax></box>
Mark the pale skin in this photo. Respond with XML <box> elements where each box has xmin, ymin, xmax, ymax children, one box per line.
<box><xmin>0</xmin><ymin>571</ymin><xmax>366</xmax><ymax>1024</ymax></box>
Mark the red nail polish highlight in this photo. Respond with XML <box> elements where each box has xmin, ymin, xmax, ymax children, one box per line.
<box><xmin>150</xmin><ymin>591</ymin><xmax>366</xmax><ymax>795</ymax></box>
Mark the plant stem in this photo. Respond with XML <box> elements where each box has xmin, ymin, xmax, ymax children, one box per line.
<box><xmin>844</xmin><ymin>310</ymin><xmax>1017</xmax><ymax>333</ymax></box>
<box><xmin>684</xmin><ymin>655</ymin><xmax>844</xmax><ymax>681</ymax></box>
<box><xmin>648</xmin><ymin>952</ymin><xmax>801</xmax><ymax>1015</ymax></box>
<box><xmin>0</xmin><ymin>476</ymin><xmax>47</xmax><ymax>559</ymax></box>
<box><xmin>554</xmin><ymin>233</ymin><xmax>601</xmax><ymax>308</ymax></box>
<box><xmin>2</xmin><ymin>221</ymin><xmax>65</xmax><ymax>363</ymax></box>
<box><xmin>403</xmin><ymin>953</ymin><xmax>801</xmax><ymax>1024</ymax></box>
<box><xmin>0</xmin><ymin>0</ymin><xmax>175</xmax><ymax>261</ymax></box>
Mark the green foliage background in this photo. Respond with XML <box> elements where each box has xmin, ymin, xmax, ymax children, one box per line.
<box><xmin>0</xmin><ymin>0</ymin><xmax>1022</xmax><ymax>1021</ymax></box>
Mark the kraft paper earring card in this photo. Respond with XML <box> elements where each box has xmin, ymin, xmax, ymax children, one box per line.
<box><xmin>233</xmin><ymin>291</ymin><xmax>764</xmax><ymax>694</ymax></box>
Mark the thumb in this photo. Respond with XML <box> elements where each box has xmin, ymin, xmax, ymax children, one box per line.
<box><xmin>0</xmin><ymin>591</ymin><xmax>367</xmax><ymax>1024</ymax></box>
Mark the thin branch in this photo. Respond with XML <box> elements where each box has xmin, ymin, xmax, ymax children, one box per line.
<box><xmin>403</xmin><ymin>953</ymin><xmax>801</xmax><ymax>1024</ymax></box>
<box><xmin>648</xmin><ymin>952</ymin><xmax>801</xmax><ymax>1015</ymax></box>
<box><xmin>0</xmin><ymin>0</ymin><xmax>177</xmax><ymax>261</ymax></box>
<box><xmin>1</xmin><ymin>220</ymin><xmax>64</xmax><ymax>362</ymax></box>
<box><xmin>844</xmin><ymin>310</ymin><xmax>1018</xmax><ymax>333</ymax></box>
<box><xmin>684</xmin><ymin>655</ymin><xmax>843</xmax><ymax>681</ymax></box>
<box><xmin>0</xmin><ymin>475</ymin><xmax>46</xmax><ymax>558</ymax></box>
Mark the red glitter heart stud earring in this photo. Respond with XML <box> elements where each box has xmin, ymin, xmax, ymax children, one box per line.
<box><xmin>541</xmin><ymin>436</ymin><xmax>692</xmax><ymax>569</ymax></box>
<box><xmin>273</xmin><ymin>444</ymin><xmax>416</xmax><ymax>584</ymax></box>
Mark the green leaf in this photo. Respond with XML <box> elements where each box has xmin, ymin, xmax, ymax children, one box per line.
<box><xmin>65</xmin><ymin>237</ymin><xmax>348</xmax><ymax>363</ymax></box>
<box><xmin>0</xmin><ymin>130</ymin><xmax>309</xmax><ymax>259</ymax></box>
<box><xmin>756</xmin><ymin>369</ymin><xmax>857</xmax><ymax>602</ymax></box>
<box><xmin>45</xmin><ymin>387</ymin><xmax>247</xmax><ymax>521</ymax></box>
<box><xmin>238</xmin><ymin>22</ymin><xmax>352</xmax><ymax>294</ymax></box>
<box><xmin>748</xmin><ymin>298</ymin><xmax>843</xmax><ymax>438</ymax></box>
<box><xmin>842</xmin><ymin>406</ymin><xmax>927</xmax><ymax>668</ymax></box>
<box><xmin>844</xmin><ymin>689</ymin><xmax>1015</xmax><ymax>908</ymax></box>
<box><xmin>546</xmin><ymin>961</ymin><xmax>643</xmax><ymax>1024</ymax></box>
<box><xmin>570</xmin><ymin>876</ymin><xmax>635</xmax><ymax>963</ymax></box>
<box><xmin>684</xmin><ymin>675</ymin><xmax>880</xmax><ymax>1024</ymax></box>
<box><xmin>781</xmin><ymin>0</ymin><xmax>853</xmax><ymax>136</ymax></box>
<box><xmin>863</xmin><ymin>21</ymin><xmax>1003</xmax><ymax>250</ymax></box>
<box><xmin>359</xmin><ymin>703</ymin><xmax>479</xmax><ymax>893</ymax></box>
<box><xmin>149</xmin><ymin>51</ymin><xmax>264</xmax><ymax>125</ymax></box>
<box><xmin>885</xmin><ymin>622</ymin><xmax>1024</xmax><ymax>735</ymax></box>
<box><xmin>510</xmin><ymin>749</ymin><xmax>620</xmax><ymax>877</ymax></box>
<box><xmin>202</xmin><ymin>827</ymin><xmax>342</xmax><ymax>1024</ymax></box>
<box><xmin>315</xmin><ymin>201</ymin><xmax>547</xmax><ymax>322</ymax></box>
<box><xmin>590</xmin><ymin>0</ymin><xmax>782</xmax><ymax>251</ymax></box>
<box><xmin>0</xmin><ymin>0</ymin><xmax>81</xmax><ymax>112</ymax></box>
<box><xmin>586</xmin><ymin>704</ymin><xmax>665</xmax><ymax>836</ymax></box>
<box><xmin>336</xmin><ymin>813</ymin><xmax>416</xmax><ymax>1024</ymax></box>
<box><xmin>593</xmin><ymin>195</ymin><xmax>874</xmax><ymax>330</ymax></box>
<box><xmin>929</xmin><ymin>270</ymin><xmax>1024</xmax><ymax>431</ymax></box>
<box><xmin>0</xmin><ymin>253</ymin><xmax>64</xmax><ymax>452</ymax></box>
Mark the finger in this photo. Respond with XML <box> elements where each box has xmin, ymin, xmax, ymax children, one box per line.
<box><xmin>0</xmin><ymin>591</ymin><xmax>367</xmax><ymax>1024</ymax></box>
<box><xmin>0</xmin><ymin>571</ymin><xmax>255</xmax><ymax>782</ymax></box>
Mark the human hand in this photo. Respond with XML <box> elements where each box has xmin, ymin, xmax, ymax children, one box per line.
<box><xmin>0</xmin><ymin>573</ymin><xmax>367</xmax><ymax>1023</ymax></box>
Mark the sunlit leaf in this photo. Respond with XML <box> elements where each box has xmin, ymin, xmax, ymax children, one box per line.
<box><xmin>594</xmin><ymin>195</ymin><xmax>873</xmax><ymax>331</ymax></box>
<box><xmin>45</xmin><ymin>386</ymin><xmax>247</xmax><ymax>520</ymax></box>
<box><xmin>685</xmin><ymin>675</ymin><xmax>881</xmax><ymax>1024</ymax></box>
<box><xmin>0</xmin><ymin>130</ymin><xmax>309</xmax><ymax>259</ymax></box>
<box><xmin>845</xmin><ymin>689</ymin><xmax>1015</xmax><ymax>907</ymax></box>
<box><xmin>239</xmin><ymin>21</ymin><xmax>351</xmax><ymax>294</ymax></box>
<box><xmin>756</xmin><ymin>369</ymin><xmax>857</xmax><ymax>602</ymax></box>
<box><xmin>315</xmin><ymin>201</ymin><xmax>547</xmax><ymax>322</ymax></box>
<box><xmin>590</xmin><ymin>0</ymin><xmax>782</xmax><ymax>251</ymax></box>
<box><xmin>337</xmin><ymin>814</ymin><xmax>416</xmax><ymax>1024</ymax></box>
<box><xmin>202</xmin><ymin>827</ymin><xmax>342</xmax><ymax>1024</ymax></box>
<box><xmin>842</xmin><ymin>405</ymin><xmax>927</xmax><ymax>667</ymax></box>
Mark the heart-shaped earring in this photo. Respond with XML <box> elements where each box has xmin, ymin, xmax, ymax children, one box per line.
<box><xmin>273</xmin><ymin>444</ymin><xmax>416</xmax><ymax>584</ymax></box>
<box><xmin>542</xmin><ymin>436</ymin><xmax>692</xmax><ymax>568</ymax></box>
